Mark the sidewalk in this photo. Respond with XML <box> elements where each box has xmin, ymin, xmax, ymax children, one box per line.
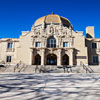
<box><xmin>0</xmin><ymin>73</ymin><xmax>100</xmax><ymax>100</ymax></box>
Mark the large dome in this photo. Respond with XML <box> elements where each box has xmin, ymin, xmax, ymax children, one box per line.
<box><xmin>34</xmin><ymin>13</ymin><xmax>71</xmax><ymax>27</ymax></box>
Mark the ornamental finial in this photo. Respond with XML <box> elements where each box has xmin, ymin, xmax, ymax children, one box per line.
<box><xmin>51</xmin><ymin>12</ymin><xmax>54</xmax><ymax>15</ymax></box>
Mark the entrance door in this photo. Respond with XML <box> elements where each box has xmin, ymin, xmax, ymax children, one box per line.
<box><xmin>35</xmin><ymin>54</ymin><xmax>41</xmax><ymax>65</ymax></box>
<box><xmin>47</xmin><ymin>54</ymin><xmax>57</xmax><ymax>65</ymax></box>
<box><xmin>62</xmin><ymin>54</ymin><xmax>69</xmax><ymax>65</ymax></box>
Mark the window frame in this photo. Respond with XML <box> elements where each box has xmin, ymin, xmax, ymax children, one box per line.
<box><xmin>92</xmin><ymin>42</ymin><xmax>97</xmax><ymax>49</ymax></box>
<box><xmin>35</xmin><ymin>42</ymin><xmax>41</xmax><ymax>47</ymax></box>
<box><xmin>47</xmin><ymin>36</ymin><xmax>56</xmax><ymax>48</ymax></box>
<box><xmin>6</xmin><ymin>56</ymin><xmax>12</xmax><ymax>62</ymax></box>
<box><xmin>7</xmin><ymin>42</ymin><xmax>13</xmax><ymax>49</ymax></box>
<box><xmin>92</xmin><ymin>55</ymin><xmax>98</xmax><ymax>64</ymax></box>
<box><xmin>63</xmin><ymin>42</ymin><xmax>68</xmax><ymax>47</ymax></box>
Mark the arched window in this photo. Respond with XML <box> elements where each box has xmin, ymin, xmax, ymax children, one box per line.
<box><xmin>47</xmin><ymin>36</ymin><xmax>56</xmax><ymax>48</ymax></box>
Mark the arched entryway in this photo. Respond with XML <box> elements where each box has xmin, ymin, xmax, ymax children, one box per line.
<box><xmin>62</xmin><ymin>54</ymin><xmax>69</xmax><ymax>65</ymax></box>
<box><xmin>34</xmin><ymin>54</ymin><xmax>41</xmax><ymax>65</ymax></box>
<box><xmin>46</xmin><ymin>54</ymin><xmax>57</xmax><ymax>65</ymax></box>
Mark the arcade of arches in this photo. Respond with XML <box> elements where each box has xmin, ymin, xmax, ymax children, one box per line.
<box><xmin>32</xmin><ymin>35</ymin><xmax>74</xmax><ymax>66</ymax></box>
<box><xmin>33</xmin><ymin>52</ymin><xmax>72</xmax><ymax>66</ymax></box>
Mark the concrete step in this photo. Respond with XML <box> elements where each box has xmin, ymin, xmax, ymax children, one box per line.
<box><xmin>0</xmin><ymin>64</ymin><xmax>100</xmax><ymax>73</ymax></box>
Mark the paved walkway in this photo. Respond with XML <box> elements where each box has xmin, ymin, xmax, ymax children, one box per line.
<box><xmin>0</xmin><ymin>73</ymin><xmax>100</xmax><ymax>100</ymax></box>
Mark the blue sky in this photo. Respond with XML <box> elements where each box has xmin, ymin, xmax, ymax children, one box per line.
<box><xmin>0</xmin><ymin>0</ymin><xmax>100</xmax><ymax>38</ymax></box>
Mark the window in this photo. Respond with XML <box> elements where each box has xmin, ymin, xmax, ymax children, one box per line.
<box><xmin>8</xmin><ymin>42</ymin><xmax>13</xmax><ymax>48</ymax></box>
<box><xmin>92</xmin><ymin>43</ymin><xmax>97</xmax><ymax>49</ymax></box>
<box><xmin>63</xmin><ymin>42</ymin><xmax>68</xmax><ymax>47</ymax></box>
<box><xmin>6</xmin><ymin>56</ymin><xmax>12</xmax><ymax>62</ymax></box>
<box><xmin>36</xmin><ymin>42</ymin><xmax>40</xmax><ymax>47</ymax></box>
<box><xmin>93</xmin><ymin>56</ymin><xmax>98</xmax><ymax>64</ymax></box>
<box><xmin>47</xmin><ymin>36</ymin><xmax>56</xmax><ymax>48</ymax></box>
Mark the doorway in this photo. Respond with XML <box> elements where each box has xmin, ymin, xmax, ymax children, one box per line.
<box><xmin>35</xmin><ymin>54</ymin><xmax>41</xmax><ymax>65</ymax></box>
<box><xmin>62</xmin><ymin>54</ymin><xmax>69</xmax><ymax>65</ymax></box>
<box><xmin>46</xmin><ymin>54</ymin><xmax>57</xmax><ymax>65</ymax></box>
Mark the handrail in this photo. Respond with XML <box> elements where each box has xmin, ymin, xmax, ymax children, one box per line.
<box><xmin>14</xmin><ymin>61</ymin><xmax>22</xmax><ymax>72</ymax></box>
<box><xmin>80</xmin><ymin>61</ymin><xmax>94</xmax><ymax>73</ymax></box>
<box><xmin>35</xmin><ymin>65</ymin><xmax>40</xmax><ymax>73</ymax></box>
<box><xmin>87</xmin><ymin>66</ymin><xmax>94</xmax><ymax>73</ymax></box>
<box><xmin>39</xmin><ymin>65</ymin><xmax>47</xmax><ymax>73</ymax></box>
<box><xmin>83</xmin><ymin>64</ymin><xmax>91</xmax><ymax>73</ymax></box>
<box><xmin>63</xmin><ymin>65</ymin><xmax>72</xmax><ymax>73</ymax></box>
<box><xmin>18</xmin><ymin>64</ymin><xmax>26</xmax><ymax>72</ymax></box>
<box><xmin>35</xmin><ymin>65</ymin><xmax>48</xmax><ymax>73</ymax></box>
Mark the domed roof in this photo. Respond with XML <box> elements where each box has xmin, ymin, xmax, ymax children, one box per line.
<box><xmin>34</xmin><ymin>13</ymin><xmax>71</xmax><ymax>27</ymax></box>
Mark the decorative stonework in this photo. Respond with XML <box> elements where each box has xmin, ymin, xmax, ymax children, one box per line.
<box><xmin>0</xmin><ymin>13</ymin><xmax>94</xmax><ymax>66</ymax></box>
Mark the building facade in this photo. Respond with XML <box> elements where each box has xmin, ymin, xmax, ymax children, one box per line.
<box><xmin>0</xmin><ymin>13</ymin><xmax>100</xmax><ymax>66</ymax></box>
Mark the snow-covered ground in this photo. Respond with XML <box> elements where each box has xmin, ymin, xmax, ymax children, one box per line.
<box><xmin>0</xmin><ymin>73</ymin><xmax>100</xmax><ymax>100</ymax></box>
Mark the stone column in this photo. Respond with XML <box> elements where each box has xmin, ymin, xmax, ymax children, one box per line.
<box><xmin>29</xmin><ymin>49</ymin><xmax>33</xmax><ymax>65</ymax></box>
<box><xmin>57</xmin><ymin>49</ymin><xmax>62</xmax><ymax>66</ymax></box>
<box><xmin>69</xmin><ymin>49</ymin><xmax>73</xmax><ymax>66</ymax></box>
<box><xmin>41</xmin><ymin>49</ymin><xmax>45</xmax><ymax>65</ymax></box>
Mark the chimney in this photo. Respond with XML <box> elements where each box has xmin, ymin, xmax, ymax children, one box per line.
<box><xmin>86</xmin><ymin>26</ymin><xmax>95</xmax><ymax>38</ymax></box>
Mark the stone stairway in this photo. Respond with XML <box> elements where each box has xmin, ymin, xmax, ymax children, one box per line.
<box><xmin>0</xmin><ymin>63</ymin><xmax>100</xmax><ymax>73</ymax></box>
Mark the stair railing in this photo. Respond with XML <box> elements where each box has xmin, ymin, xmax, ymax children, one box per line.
<box><xmin>14</xmin><ymin>61</ymin><xmax>22</xmax><ymax>72</ymax></box>
<box><xmin>39</xmin><ymin>65</ymin><xmax>47</xmax><ymax>73</ymax></box>
<box><xmin>18</xmin><ymin>63</ymin><xmax>26</xmax><ymax>72</ymax></box>
<box><xmin>80</xmin><ymin>61</ymin><xmax>94</xmax><ymax>73</ymax></box>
